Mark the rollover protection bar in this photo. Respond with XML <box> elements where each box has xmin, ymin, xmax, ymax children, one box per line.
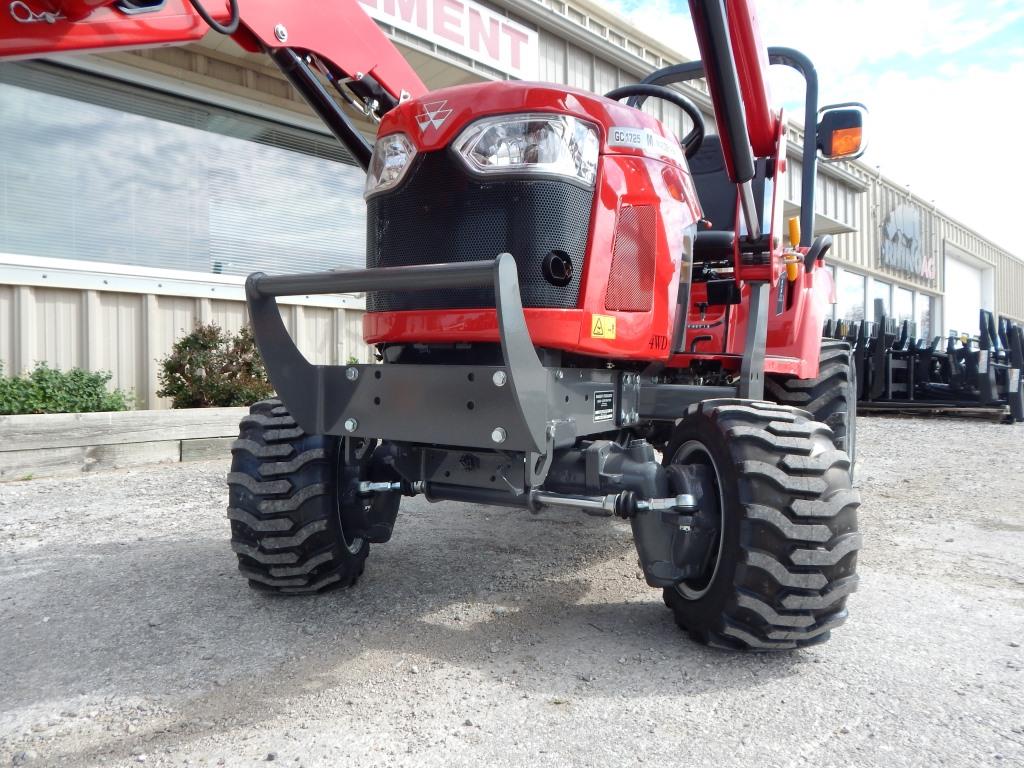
<box><xmin>245</xmin><ymin>253</ymin><xmax>550</xmax><ymax>453</ymax></box>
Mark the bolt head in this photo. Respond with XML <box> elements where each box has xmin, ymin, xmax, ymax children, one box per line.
<box><xmin>274</xmin><ymin>24</ymin><xmax>288</xmax><ymax>42</ymax></box>
<box><xmin>344</xmin><ymin>418</ymin><xmax>359</xmax><ymax>432</ymax></box>
<box><xmin>490</xmin><ymin>427</ymin><xmax>507</xmax><ymax>444</ymax></box>
<box><xmin>555</xmin><ymin>370</ymin><xmax>564</xmax><ymax>379</ymax></box>
<box><xmin>345</xmin><ymin>367</ymin><xmax>359</xmax><ymax>381</ymax></box>
<box><xmin>492</xmin><ymin>370</ymin><xmax>507</xmax><ymax>387</ymax></box>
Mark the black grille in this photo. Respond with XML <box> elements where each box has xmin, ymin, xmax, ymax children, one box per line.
<box><xmin>366</xmin><ymin>151</ymin><xmax>594</xmax><ymax>312</ymax></box>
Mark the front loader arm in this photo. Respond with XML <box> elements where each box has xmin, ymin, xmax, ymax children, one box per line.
<box><xmin>0</xmin><ymin>0</ymin><xmax>427</xmax><ymax>163</ymax></box>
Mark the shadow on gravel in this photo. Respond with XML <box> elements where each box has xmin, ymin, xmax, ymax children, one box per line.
<box><xmin>0</xmin><ymin>502</ymin><xmax>812</xmax><ymax>768</ymax></box>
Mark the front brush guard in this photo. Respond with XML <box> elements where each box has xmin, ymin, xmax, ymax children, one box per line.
<box><xmin>245</xmin><ymin>254</ymin><xmax>549</xmax><ymax>453</ymax></box>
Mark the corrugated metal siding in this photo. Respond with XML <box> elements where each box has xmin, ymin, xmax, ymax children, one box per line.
<box><xmin>0</xmin><ymin>286</ymin><xmax>368</xmax><ymax>410</ymax></box>
<box><xmin>542</xmin><ymin>34</ymin><xmax>668</xmax><ymax>123</ymax></box>
<box><xmin>538</xmin><ymin>30</ymin><xmax>565</xmax><ymax>82</ymax></box>
<box><xmin>33</xmin><ymin>288</ymin><xmax>83</xmax><ymax>372</ymax></box>
<box><xmin>565</xmin><ymin>42</ymin><xmax>591</xmax><ymax>89</ymax></box>
<box><xmin>786</xmin><ymin>158</ymin><xmax>859</xmax><ymax>233</ymax></box>
<box><xmin>0</xmin><ymin>285</ymin><xmax>13</xmax><ymax>376</ymax></box>
<box><xmin>941</xmin><ymin>219</ymin><xmax>1024</xmax><ymax>323</ymax></box>
<box><xmin>95</xmin><ymin>292</ymin><xmax>145</xmax><ymax>398</ymax></box>
<box><xmin>815</xmin><ymin>159</ymin><xmax>1024</xmax><ymax>323</ymax></box>
<box><xmin>783</xmin><ymin>121</ymin><xmax>1024</xmax><ymax>321</ymax></box>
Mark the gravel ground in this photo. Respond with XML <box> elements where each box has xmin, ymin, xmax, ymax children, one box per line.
<box><xmin>1</xmin><ymin>415</ymin><xmax>1022</xmax><ymax>768</ymax></box>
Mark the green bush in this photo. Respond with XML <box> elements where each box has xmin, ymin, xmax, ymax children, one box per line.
<box><xmin>0</xmin><ymin>361</ymin><xmax>132</xmax><ymax>415</ymax></box>
<box><xmin>157</xmin><ymin>323</ymin><xmax>275</xmax><ymax>408</ymax></box>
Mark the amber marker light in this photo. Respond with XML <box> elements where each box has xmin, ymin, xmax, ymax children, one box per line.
<box><xmin>832</xmin><ymin>126</ymin><xmax>863</xmax><ymax>157</ymax></box>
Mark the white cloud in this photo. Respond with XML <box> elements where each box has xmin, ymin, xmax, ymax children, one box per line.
<box><xmin>598</xmin><ymin>0</ymin><xmax>1023</xmax><ymax>252</ymax></box>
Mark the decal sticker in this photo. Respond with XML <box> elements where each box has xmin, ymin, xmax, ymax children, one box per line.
<box><xmin>10</xmin><ymin>0</ymin><xmax>64</xmax><ymax>23</ymax></box>
<box><xmin>648</xmin><ymin>334</ymin><xmax>669</xmax><ymax>351</ymax></box>
<box><xmin>594</xmin><ymin>391</ymin><xmax>615</xmax><ymax>422</ymax></box>
<box><xmin>415</xmin><ymin>100</ymin><xmax>453</xmax><ymax>132</ymax></box>
<box><xmin>607</xmin><ymin>126</ymin><xmax>684</xmax><ymax>163</ymax></box>
<box><xmin>775</xmin><ymin>274</ymin><xmax>786</xmax><ymax>315</ymax></box>
<box><xmin>591</xmin><ymin>314</ymin><xmax>617</xmax><ymax>340</ymax></box>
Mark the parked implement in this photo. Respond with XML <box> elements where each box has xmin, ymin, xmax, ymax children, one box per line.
<box><xmin>839</xmin><ymin>309</ymin><xmax>1024</xmax><ymax>423</ymax></box>
<box><xmin>0</xmin><ymin>0</ymin><xmax>866</xmax><ymax>649</ymax></box>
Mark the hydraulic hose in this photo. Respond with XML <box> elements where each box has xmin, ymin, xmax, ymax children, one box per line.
<box><xmin>187</xmin><ymin>0</ymin><xmax>239</xmax><ymax>35</ymax></box>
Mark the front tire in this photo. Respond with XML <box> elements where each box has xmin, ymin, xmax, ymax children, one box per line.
<box><xmin>227</xmin><ymin>399</ymin><xmax>368</xmax><ymax>594</ymax></box>
<box><xmin>766</xmin><ymin>339</ymin><xmax>857</xmax><ymax>465</ymax></box>
<box><xmin>662</xmin><ymin>399</ymin><xmax>861</xmax><ymax>650</ymax></box>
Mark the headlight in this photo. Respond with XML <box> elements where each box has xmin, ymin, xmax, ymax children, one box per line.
<box><xmin>364</xmin><ymin>133</ymin><xmax>417</xmax><ymax>198</ymax></box>
<box><xmin>452</xmin><ymin>114</ymin><xmax>600</xmax><ymax>186</ymax></box>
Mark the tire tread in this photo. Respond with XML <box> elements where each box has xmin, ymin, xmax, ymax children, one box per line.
<box><xmin>227</xmin><ymin>399</ymin><xmax>368</xmax><ymax>594</ymax></box>
<box><xmin>663</xmin><ymin>399</ymin><xmax>860</xmax><ymax>651</ymax></box>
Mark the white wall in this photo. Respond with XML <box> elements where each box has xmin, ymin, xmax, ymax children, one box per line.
<box><xmin>943</xmin><ymin>244</ymin><xmax>994</xmax><ymax>336</ymax></box>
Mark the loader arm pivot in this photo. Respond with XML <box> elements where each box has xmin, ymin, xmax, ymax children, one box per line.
<box><xmin>0</xmin><ymin>0</ymin><xmax>427</xmax><ymax>164</ymax></box>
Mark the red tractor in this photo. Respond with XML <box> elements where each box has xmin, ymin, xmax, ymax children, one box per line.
<box><xmin>1</xmin><ymin>0</ymin><xmax>866</xmax><ymax>650</ymax></box>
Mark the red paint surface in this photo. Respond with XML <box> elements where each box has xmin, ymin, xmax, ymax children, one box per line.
<box><xmin>0</xmin><ymin>0</ymin><xmax>427</xmax><ymax>100</ymax></box>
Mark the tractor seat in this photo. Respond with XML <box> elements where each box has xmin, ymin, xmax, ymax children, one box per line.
<box><xmin>689</xmin><ymin>133</ymin><xmax>768</xmax><ymax>234</ymax></box>
<box><xmin>690</xmin><ymin>134</ymin><xmax>737</xmax><ymax>231</ymax></box>
<box><xmin>689</xmin><ymin>135</ymin><xmax>768</xmax><ymax>306</ymax></box>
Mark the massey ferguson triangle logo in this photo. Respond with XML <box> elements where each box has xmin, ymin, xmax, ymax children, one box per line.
<box><xmin>415</xmin><ymin>100</ymin><xmax>453</xmax><ymax>132</ymax></box>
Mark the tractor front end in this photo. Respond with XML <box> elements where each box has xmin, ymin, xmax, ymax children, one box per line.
<box><xmin>360</xmin><ymin>81</ymin><xmax>698</xmax><ymax>361</ymax></box>
<box><xmin>238</xmin><ymin>68</ymin><xmax>863</xmax><ymax>650</ymax></box>
<box><xmin>0</xmin><ymin>0</ymin><xmax>864</xmax><ymax>650</ymax></box>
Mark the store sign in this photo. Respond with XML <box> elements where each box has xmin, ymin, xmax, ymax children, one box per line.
<box><xmin>359</xmin><ymin>0</ymin><xmax>539</xmax><ymax>80</ymax></box>
<box><xmin>880</xmin><ymin>204</ymin><xmax>936</xmax><ymax>280</ymax></box>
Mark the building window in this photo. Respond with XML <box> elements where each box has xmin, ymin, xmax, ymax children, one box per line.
<box><xmin>0</xmin><ymin>62</ymin><xmax>366</xmax><ymax>277</ymax></box>
<box><xmin>835</xmin><ymin>269</ymin><xmax>865</xmax><ymax>323</ymax></box>
<box><xmin>915</xmin><ymin>294</ymin><xmax>934</xmax><ymax>339</ymax></box>
<box><xmin>894</xmin><ymin>286</ymin><xmax>914</xmax><ymax>325</ymax></box>
<box><xmin>869</xmin><ymin>278</ymin><xmax>892</xmax><ymax>321</ymax></box>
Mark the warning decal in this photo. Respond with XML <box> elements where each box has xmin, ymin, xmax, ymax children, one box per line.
<box><xmin>591</xmin><ymin>314</ymin><xmax>617</xmax><ymax>339</ymax></box>
<box><xmin>594</xmin><ymin>391</ymin><xmax>615</xmax><ymax>422</ymax></box>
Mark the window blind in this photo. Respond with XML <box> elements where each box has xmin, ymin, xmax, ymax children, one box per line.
<box><xmin>0</xmin><ymin>62</ymin><xmax>367</xmax><ymax>276</ymax></box>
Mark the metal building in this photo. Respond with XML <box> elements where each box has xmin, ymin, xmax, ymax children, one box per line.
<box><xmin>1</xmin><ymin>0</ymin><xmax>1021</xmax><ymax>408</ymax></box>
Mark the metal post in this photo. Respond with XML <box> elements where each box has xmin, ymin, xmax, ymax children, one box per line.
<box><xmin>738</xmin><ymin>282</ymin><xmax>769</xmax><ymax>400</ymax></box>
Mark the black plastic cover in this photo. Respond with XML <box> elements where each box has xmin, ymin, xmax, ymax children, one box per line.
<box><xmin>366</xmin><ymin>152</ymin><xmax>593</xmax><ymax>312</ymax></box>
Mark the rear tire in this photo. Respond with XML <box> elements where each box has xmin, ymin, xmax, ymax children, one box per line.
<box><xmin>227</xmin><ymin>399</ymin><xmax>368</xmax><ymax>594</ymax></box>
<box><xmin>662</xmin><ymin>399</ymin><xmax>861</xmax><ymax>650</ymax></box>
<box><xmin>765</xmin><ymin>339</ymin><xmax>857</xmax><ymax>465</ymax></box>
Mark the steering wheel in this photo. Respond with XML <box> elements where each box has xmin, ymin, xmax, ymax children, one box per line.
<box><xmin>603</xmin><ymin>84</ymin><xmax>705</xmax><ymax>159</ymax></box>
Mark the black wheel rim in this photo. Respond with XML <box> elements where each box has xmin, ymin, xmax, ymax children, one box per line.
<box><xmin>671</xmin><ymin>440</ymin><xmax>725</xmax><ymax>600</ymax></box>
<box><xmin>335</xmin><ymin>445</ymin><xmax>366</xmax><ymax>555</ymax></box>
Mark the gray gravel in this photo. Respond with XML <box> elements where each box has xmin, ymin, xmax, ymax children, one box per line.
<box><xmin>1</xmin><ymin>415</ymin><xmax>1022</xmax><ymax>768</ymax></box>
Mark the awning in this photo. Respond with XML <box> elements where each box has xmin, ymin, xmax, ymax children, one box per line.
<box><xmin>783</xmin><ymin>200</ymin><xmax>857</xmax><ymax>236</ymax></box>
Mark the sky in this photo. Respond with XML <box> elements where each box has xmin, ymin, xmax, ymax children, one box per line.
<box><xmin>600</xmin><ymin>0</ymin><xmax>1024</xmax><ymax>253</ymax></box>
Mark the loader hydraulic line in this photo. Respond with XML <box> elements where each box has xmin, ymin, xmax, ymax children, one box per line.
<box><xmin>186</xmin><ymin>0</ymin><xmax>238</xmax><ymax>34</ymax></box>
